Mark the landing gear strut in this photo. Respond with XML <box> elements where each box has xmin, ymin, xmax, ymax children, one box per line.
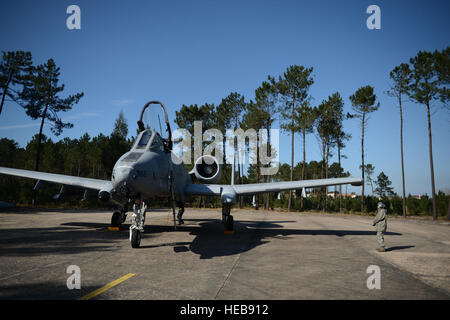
<box><xmin>130</xmin><ymin>201</ymin><xmax>147</xmax><ymax>248</ymax></box>
<box><xmin>222</xmin><ymin>204</ymin><xmax>234</xmax><ymax>231</ymax></box>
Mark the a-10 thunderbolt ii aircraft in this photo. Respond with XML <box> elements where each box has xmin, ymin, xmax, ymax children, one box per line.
<box><xmin>0</xmin><ymin>101</ymin><xmax>362</xmax><ymax>248</ymax></box>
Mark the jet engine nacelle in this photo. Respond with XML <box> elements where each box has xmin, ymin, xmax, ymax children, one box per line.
<box><xmin>191</xmin><ymin>155</ymin><xmax>222</xmax><ymax>184</ymax></box>
<box><xmin>98</xmin><ymin>189</ymin><xmax>111</xmax><ymax>202</ymax></box>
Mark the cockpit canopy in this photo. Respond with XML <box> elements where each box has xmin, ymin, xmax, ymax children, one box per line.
<box><xmin>136</xmin><ymin>131</ymin><xmax>152</xmax><ymax>149</ymax></box>
<box><xmin>137</xmin><ymin>100</ymin><xmax>172</xmax><ymax>151</ymax></box>
<box><xmin>133</xmin><ymin>129</ymin><xmax>164</xmax><ymax>152</ymax></box>
<box><xmin>122</xmin><ymin>130</ymin><xmax>164</xmax><ymax>163</ymax></box>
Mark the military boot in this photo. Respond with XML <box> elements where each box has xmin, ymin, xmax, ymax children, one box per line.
<box><xmin>177</xmin><ymin>210</ymin><xmax>184</xmax><ymax>225</ymax></box>
<box><xmin>376</xmin><ymin>247</ymin><xmax>386</xmax><ymax>252</ymax></box>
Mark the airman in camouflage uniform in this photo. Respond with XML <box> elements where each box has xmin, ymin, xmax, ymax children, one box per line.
<box><xmin>373</xmin><ymin>202</ymin><xmax>387</xmax><ymax>252</ymax></box>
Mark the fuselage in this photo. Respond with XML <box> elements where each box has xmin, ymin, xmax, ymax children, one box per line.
<box><xmin>111</xmin><ymin>129</ymin><xmax>190</xmax><ymax>201</ymax></box>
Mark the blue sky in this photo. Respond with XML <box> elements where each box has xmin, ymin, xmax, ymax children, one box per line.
<box><xmin>0</xmin><ymin>0</ymin><xmax>449</xmax><ymax>196</ymax></box>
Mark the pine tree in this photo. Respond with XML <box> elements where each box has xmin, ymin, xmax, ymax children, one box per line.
<box><xmin>217</xmin><ymin>92</ymin><xmax>246</xmax><ymax>204</ymax></box>
<box><xmin>0</xmin><ymin>51</ymin><xmax>33</xmax><ymax>116</ymax></box>
<box><xmin>314</xmin><ymin>93</ymin><xmax>343</xmax><ymax>211</ymax></box>
<box><xmin>374</xmin><ymin>171</ymin><xmax>394</xmax><ymax>198</ymax></box>
<box><xmin>408</xmin><ymin>49</ymin><xmax>449</xmax><ymax>220</ymax></box>
<box><xmin>349</xmin><ymin>85</ymin><xmax>380</xmax><ymax>213</ymax></box>
<box><xmin>19</xmin><ymin>58</ymin><xmax>83</xmax><ymax>180</ymax></box>
<box><xmin>255</xmin><ymin>79</ymin><xmax>277</xmax><ymax>210</ymax></box>
<box><xmin>295</xmin><ymin>101</ymin><xmax>317</xmax><ymax>209</ymax></box>
<box><xmin>277</xmin><ymin>65</ymin><xmax>314</xmax><ymax>211</ymax></box>
<box><xmin>113</xmin><ymin>110</ymin><xmax>129</xmax><ymax>139</ymax></box>
<box><xmin>387</xmin><ymin>63</ymin><xmax>411</xmax><ymax>218</ymax></box>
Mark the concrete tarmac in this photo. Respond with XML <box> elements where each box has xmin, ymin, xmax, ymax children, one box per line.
<box><xmin>0</xmin><ymin>208</ymin><xmax>449</xmax><ymax>300</ymax></box>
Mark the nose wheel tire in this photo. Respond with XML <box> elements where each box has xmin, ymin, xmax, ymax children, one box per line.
<box><xmin>130</xmin><ymin>229</ymin><xmax>141</xmax><ymax>248</ymax></box>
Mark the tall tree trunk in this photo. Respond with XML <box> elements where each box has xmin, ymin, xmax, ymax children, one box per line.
<box><xmin>0</xmin><ymin>72</ymin><xmax>13</xmax><ymax>116</ymax></box>
<box><xmin>325</xmin><ymin>142</ymin><xmax>329</xmax><ymax>212</ymax></box>
<box><xmin>32</xmin><ymin>104</ymin><xmax>49</xmax><ymax>205</ymax></box>
<box><xmin>263</xmin><ymin>176</ymin><xmax>268</xmax><ymax>210</ymax></box>
<box><xmin>235</xmin><ymin>120</ymin><xmax>243</xmax><ymax>209</ymax></box>
<box><xmin>361</xmin><ymin>113</ymin><xmax>365</xmax><ymax>213</ymax></box>
<box><xmin>264</xmin><ymin>126</ymin><xmax>271</xmax><ymax>210</ymax></box>
<box><xmin>236</xmin><ymin>146</ymin><xmax>243</xmax><ymax>209</ymax></box>
<box><xmin>255</xmin><ymin>143</ymin><xmax>260</xmax><ymax>210</ymax></box>
<box><xmin>321</xmin><ymin>141</ymin><xmax>326</xmax><ymax>211</ymax></box>
<box><xmin>399</xmin><ymin>95</ymin><xmax>407</xmax><ymax>218</ymax></box>
<box><xmin>34</xmin><ymin>104</ymin><xmax>49</xmax><ymax>171</ymax></box>
<box><xmin>447</xmin><ymin>199</ymin><xmax>450</xmax><ymax>221</ymax></box>
<box><xmin>301</xmin><ymin>129</ymin><xmax>306</xmax><ymax>210</ymax></box>
<box><xmin>239</xmin><ymin>162</ymin><xmax>244</xmax><ymax>208</ymax></box>
<box><xmin>338</xmin><ymin>143</ymin><xmax>342</xmax><ymax>213</ymax></box>
<box><xmin>426</xmin><ymin>103</ymin><xmax>437</xmax><ymax>220</ymax></box>
<box><xmin>288</xmin><ymin>103</ymin><xmax>294</xmax><ymax>212</ymax></box>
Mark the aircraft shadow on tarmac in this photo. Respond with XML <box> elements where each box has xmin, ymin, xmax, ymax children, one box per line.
<box><xmin>0</xmin><ymin>224</ymin><xmax>125</xmax><ymax>256</ymax></box>
<box><xmin>0</xmin><ymin>219</ymin><xmax>402</xmax><ymax>259</ymax></box>
<box><xmin>177</xmin><ymin>219</ymin><xmax>403</xmax><ymax>259</ymax></box>
<box><xmin>62</xmin><ymin>218</ymin><xmax>401</xmax><ymax>259</ymax></box>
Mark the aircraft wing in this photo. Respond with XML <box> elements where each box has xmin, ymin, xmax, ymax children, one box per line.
<box><xmin>232</xmin><ymin>177</ymin><xmax>362</xmax><ymax>195</ymax></box>
<box><xmin>184</xmin><ymin>177</ymin><xmax>362</xmax><ymax>196</ymax></box>
<box><xmin>183</xmin><ymin>183</ymin><xmax>223</xmax><ymax>196</ymax></box>
<box><xmin>0</xmin><ymin>167</ymin><xmax>113</xmax><ymax>192</ymax></box>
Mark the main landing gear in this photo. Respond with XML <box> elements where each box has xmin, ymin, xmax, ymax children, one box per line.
<box><xmin>129</xmin><ymin>201</ymin><xmax>147</xmax><ymax>248</ymax></box>
<box><xmin>111</xmin><ymin>200</ymin><xmax>233</xmax><ymax>248</ymax></box>
<box><xmin>111</xmin><ymin>208</ymin><xmax>127</xmax><ymax>228</ymax></box>
<box><xmin>222</xmin><ymin>204</ymin><xmax>234</xmax><ymax>231</ymax></box>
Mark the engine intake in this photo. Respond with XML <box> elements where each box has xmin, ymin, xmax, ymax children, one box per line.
<box><xmin>191</xmin><ymin>155</ymin><xmax>222</xmax><ymax>183</ymax></box>
<box><xmin>98</xmin><ymin>190</ymin><xmax>111</xmax><ymax>202</ymax></box>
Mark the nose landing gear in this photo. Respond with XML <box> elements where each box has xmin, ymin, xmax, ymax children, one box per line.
<box><xmin>130</xmin><ymin>201</ymin><xmax>147</xmax><ymax>248</ymax></box>
<box><xmin>130</xmin><ymin>228</ymin><xmax>142</xmax><ymax>248</ymax></box>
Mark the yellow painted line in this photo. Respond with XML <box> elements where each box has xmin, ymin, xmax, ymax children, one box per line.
<box><xmin>224</xmin><ymin>230</ymin><xmax>235</xmax><ymax>235</ymax></box>
<box><xmin>107</xmin><ymin>227</ymin><xmax>119</xmax><ymax>231</ymax></box>
<box><xmin>79</xmin><ymin>273</ymin><xmax>136</xmax><ymax>300</ymax></box>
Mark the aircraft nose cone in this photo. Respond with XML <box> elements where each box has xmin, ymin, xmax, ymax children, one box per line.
<box><xmin>114</xmin><ymin>167</ymin><xmax>132</xmax><ymax>183</ymax></box>
<box><xmin>113</xmin><ymin>167</ymin><xmax>135</xmax><ymax>195</ymax></box>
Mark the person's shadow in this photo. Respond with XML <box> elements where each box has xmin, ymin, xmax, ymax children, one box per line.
<box><xmin>385</xmin><ymin>245</ymin><xmax>415</xmax><ymax>252</ymax></box>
